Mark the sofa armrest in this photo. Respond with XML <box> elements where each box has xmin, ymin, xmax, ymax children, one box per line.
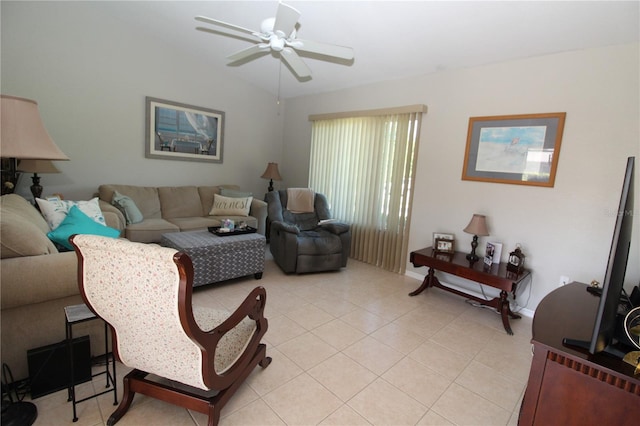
<box><xmin>1</xmin><ymin>252</ymin><xmax>79</xmax><ymax>310</ymax></box>
<box><xmin>99</xmin><ymin>199</ymin><xmax>126</xmax><ymax>233</ymax></box>
<box><xmin>270</xmin><ymin>220</ymin><xmax>300</xmax><ymax>235</ymax></box>
<box><xmin>250</xmin><ymin>198</ymin><xmax>268</xmax><ymax>235</ymax></box>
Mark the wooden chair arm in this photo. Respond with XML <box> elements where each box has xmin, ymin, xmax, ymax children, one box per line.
<box><xmin>187</xmin><ymin>286</ymin><xmax>268</xmax><ymax>389</ymax></box>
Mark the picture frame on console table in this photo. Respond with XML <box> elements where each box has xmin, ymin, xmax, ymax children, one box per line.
<box><xmin>145</xmin><ymin>97</ymin><xmax>224</xmax><ymax>163</ymax></box>
<box><xmin>461</xmin><ymin>112</ymin><xmax>566</xmax><ymax>187</ymax></box>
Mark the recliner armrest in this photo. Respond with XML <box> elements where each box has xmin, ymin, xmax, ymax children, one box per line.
<box><xmin>271</xmin><ymin>221</ymin><xmax>300</xmax><ymax>235</ymax></box>
<box><xmin>319</xmin><ymin>222</ymin><xmax>350</xmax><ymax>235</ymax></box>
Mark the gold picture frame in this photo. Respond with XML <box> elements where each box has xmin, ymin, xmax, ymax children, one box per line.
<box><xmin>462</xmin><ymin>112</ymin><xmax>566</xmax><ymax>187</ymax></box>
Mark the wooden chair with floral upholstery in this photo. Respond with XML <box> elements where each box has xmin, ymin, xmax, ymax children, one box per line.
<box><xmin>70</xmin><ymin>234</ymin><xmax>271</xmax><ymax>426</ymax></box>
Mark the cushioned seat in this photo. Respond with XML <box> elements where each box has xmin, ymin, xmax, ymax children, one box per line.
<box><xmin>266</xmin><ymin>189</ymin><xmax>351</xmax><ymax>274</ymax></box>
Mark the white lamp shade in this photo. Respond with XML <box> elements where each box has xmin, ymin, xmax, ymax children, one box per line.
<box><xmin>1</xmin><ymin>95</ymin><xmax>69</xmax><ymax>160</ymax></box>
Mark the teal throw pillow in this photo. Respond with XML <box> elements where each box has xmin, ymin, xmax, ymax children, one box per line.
<box><xmin>112</xmin><ymin>191</ymin><xmax>143</xmax><ymax>224</ymax></box>
<box><xmin>220</xmin><ymin>188</ymin><xmax>253</xmax><ymax>198</ymax></box>
<box><xmin>47</xmin><ymin>205</ymin><xmax>120</xmax><ymax>250</ymax></box>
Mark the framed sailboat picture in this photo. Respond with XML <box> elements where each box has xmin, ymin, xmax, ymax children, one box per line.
<box><xmin>145</xmin><ymin>97</ymin><xmax>224</xmax><ymax>163</ymax></box>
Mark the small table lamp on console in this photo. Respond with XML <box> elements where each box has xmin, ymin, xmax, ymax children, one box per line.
<box><xmin>463</xmin><ymin>214</ymin><xmax>489</xmax><ymax>263</ymax></box>
<box><xmin>261</xmin><ymin>162</ymin><xmax>282</xmax><ymax>192</ymax></box>
<box><xmin>17</xmin><ymin>159</ymin><xmax>60</xmax><ymax>200</ymax></box>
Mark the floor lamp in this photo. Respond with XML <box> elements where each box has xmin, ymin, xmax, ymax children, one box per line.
<box><xmin>0</xmin><ymin>95</ymin><xmax>69</xmax><ymax>426</ymax></box>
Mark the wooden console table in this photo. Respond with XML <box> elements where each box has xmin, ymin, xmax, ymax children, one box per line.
<box><xmin>519</xmin><ymin>282</ymin><xmax>640</xmax><ymax>425</ymax></box>
<box><xmin>409</xmin><ymin>247</ymin><xmax>531</xmax><ymax>335</ymax></box>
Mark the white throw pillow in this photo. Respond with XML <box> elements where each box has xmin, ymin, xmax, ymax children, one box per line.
<box><xmin>36</xmin><ymin>197</ymin><xmax>106</xmax><ymax>230</ymax></box>
<box><xmin>209</xmin><ymin>194</ymin><xmax>252</xmax><ymax>217</ymax></box>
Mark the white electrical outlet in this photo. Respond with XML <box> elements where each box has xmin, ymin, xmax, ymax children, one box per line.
<box><xmin>559</xmin><ymin>276</ymin><xmax>570</xmax><ymax>287</ymax></box>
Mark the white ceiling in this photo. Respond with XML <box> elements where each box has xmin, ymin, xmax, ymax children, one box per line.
<box><xmin>96</xmin><ymin>1</ymin><xmax>639</xmax><ymax>99</ymax></box>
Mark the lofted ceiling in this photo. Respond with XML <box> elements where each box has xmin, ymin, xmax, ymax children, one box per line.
<box><xmin>95</xmin><ymin>1</ymin><xmax>638</xmax><ymax>99</ymax></box>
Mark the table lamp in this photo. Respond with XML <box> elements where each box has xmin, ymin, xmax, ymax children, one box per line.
<box><xmin>463</xmin><ymin>214</ymin><xmax>489</xmax><ymax>262</ymax></box>
<box><xmin>1</xmin><ymin>95</ymin><xmax>69</xmax><ymax>196</ymax></box>
<box><xmin>261</xmin><ymin>162</ymin><xmax>282</xmax><ymax>192</ymax></box>
<box><xmin>17</xmin><ymin>159</ymin><xmax>60</xmax><ymax>200</ymax></box>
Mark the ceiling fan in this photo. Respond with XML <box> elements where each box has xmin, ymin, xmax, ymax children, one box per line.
<box><xmin>195</xmin><ymin>1</ymin><xmax>354</xmax><ymax>79</ymax></box>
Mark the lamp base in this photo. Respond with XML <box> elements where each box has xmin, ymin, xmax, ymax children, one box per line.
<box><xmin>466</xmin><ymin>234</ymin><xmax>479</xmax><ymax>263</ymax></box>
<box><xmin>30</xmin><ymin>173</ymin><xmax>43</xmax><ymax>200</ymax></box>
<box><xmin>466</xmin><ymin>253</ymin><xmax>480</xmax><ymax>262</ymax></box>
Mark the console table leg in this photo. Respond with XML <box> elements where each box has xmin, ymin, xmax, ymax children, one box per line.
<box><xmin>409</xmin><ymin>267</ymin><xmax>435</xmax><ymax>296</ymax></box>
<box><xmin>498</xmin><ymin>290</ymin><xmax>521</xmax><ymax>335</ymax></box>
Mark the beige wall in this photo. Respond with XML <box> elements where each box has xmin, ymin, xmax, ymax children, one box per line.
<box><xmin>3</xmin><ymin>2</ymin><xmax>639</xmax><ymax>313</ymax></box>
<box><xmin>1</xmin><ymin>1</ymin><xmax>284</xmax><ymax>200</ymax></box>
<box><xmin>282</xmin><ymin>43</ymin><xmax>640</xmax><ymax>312</ymax></box>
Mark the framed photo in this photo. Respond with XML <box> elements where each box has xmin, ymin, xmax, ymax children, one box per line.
<box><xmin>435</xmin><ymin>238</ymin><xmax>455</xmax><ymax>254</ymax></box>
<box><xmin>433</xmin><ymin>232</ymin><xmax>454</xmax><ymax>248</ymax></box>
<box><xmin>145</xmin><ymin>97</ymin><xmax>224</xmax><ymax>163</ymax></box>
<box><xmin>461</xmin><ymin>112</ymin><xmax>566</xmax><ymax>187</ymax></box>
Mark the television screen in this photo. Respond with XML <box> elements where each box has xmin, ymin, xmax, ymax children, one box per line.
<box><xmin>563</xmin><ymin>156</ymin><xmax>635</xmax><ymax>358</ymax></box>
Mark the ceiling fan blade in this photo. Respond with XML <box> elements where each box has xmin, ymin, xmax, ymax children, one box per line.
<box><xmin>273</xmin><ymin>2</ymin><xmax>300</xmax><ymax>36</ymax></box>
<box><xmin>227</xmin><ymin>44</ymin><xmax>270</xmax><ymax>63</ymax></box>
<box><xmin>196</xmin><ymin>27</ymin><xmax>259</xmax><ymax>44</ymax></box>
<box><xmin>293</xmin><ymin>38</ymin><xmax>354</xmax><ymax>60</ymax></box>
<box><xmin>281</xmin><ymin>47</ymin><xmax>311</xmax><ymax>78</ymax></box>
<box><xmin>195</xmin><ymin>15</ymin><xmax>256</xmax><ymax>35</ymax></box>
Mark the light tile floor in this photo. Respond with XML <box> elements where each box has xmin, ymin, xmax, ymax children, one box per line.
<box><xmin>29</xmin><ymin>249</ymin><xmax>534</xmax><ymax>425</ymax></box>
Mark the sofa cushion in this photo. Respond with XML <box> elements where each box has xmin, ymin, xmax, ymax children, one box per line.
<box><xmin>36</xmin><ymin>197</ymin><xmax>105</xmax><ymax>230</ymax></box>
<box><xmin>99</xmin><ymin>185</ymin><xmax>162</xmax><ymax>219</ymax></box>
<box><xmin>124</xmin><ymin>218</ymin><xmax>180</xmax><ymax>243</ymax></box>
<box><xmin>220</xmin><ymin>188</ymin><xmax>253</xmax><ymax>198</ymax></box>
<box><xmin>166</xmin><ymin>216</ymin><xmax>221</xmax><ymax>231</ymax></box>
<box><xmin>209</xmin><ymin>194</ymin><xmax>252</xmax><ymax>217</ymax></box>
<box><xmin>1</xmin><ymin>209</ymin><xmax>59</xmax><ymax>258</ymax></box>
<box><xmin>158</xmin><ymin>186</ymin><xmax>203</xmax><ymax>219</ymax></box>
<box><xmin>47</xmin><ymin>205</ymin><xmax>120</xmax><ymax>250</ymax></box>
<box><xmin>1</xmin><ymin>193</ymin><xmax>51</xmax><ymax>234</ymax></box>
<box><xmin>283</xmin><ymin>210</ymin><xmax>319</xmax><ymax>231</ymax></box>
<box><xmin>112</xmin><ymin>191</ymin><xmax>144</xmax><ymax>224</ymax></box>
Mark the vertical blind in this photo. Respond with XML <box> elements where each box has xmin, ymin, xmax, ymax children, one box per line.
<box><xmin>309</xmin><ymin>105</ymin><xmax>426</xmax><ymax>273</ymax></box>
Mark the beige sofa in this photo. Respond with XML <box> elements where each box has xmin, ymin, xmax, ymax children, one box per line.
<box><xmin>0</xmin><ymin>194</ymin><xmax>124</xmax><ymax>380</ymax></box>
<box><xmin>98</xmin><ymin>184</ymin><xmax>267</xmax><ymax>243</ymax></box>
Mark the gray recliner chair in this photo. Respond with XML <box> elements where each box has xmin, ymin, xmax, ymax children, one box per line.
<box><xmin>266</xmin><ymin>190</ymin><xmax>351</xmax><ymax>274</ymax></box>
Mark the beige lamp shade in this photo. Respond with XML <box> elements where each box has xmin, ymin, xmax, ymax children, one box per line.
<box><xmin>0</xmin><ymin>95</ymin><xmax>69</xmax><ymax>160</ymax></box>
<box><xmin>261</xmin><ymin>162</ymin><xmax>282</xmax><ymax>181</ymax></box>
<box><xmin>463</xmin><ymin>214</ymin><xmax>489</xmax><ymax>236</ymax></box>
<box><xmin>261</xmin><ymin>162</ymin><xmax>282</xmax><ymax>192</ymax></box>
<box><xmin>17</xmin><ymin>159</ymin><xmax>61</xmax><ymax>174</ymax></box>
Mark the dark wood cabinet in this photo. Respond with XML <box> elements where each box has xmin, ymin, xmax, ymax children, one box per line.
<box><xmin>519</xmin><ymin>282</ymin><xmax>640</xmax><ymax>425</ymax></box>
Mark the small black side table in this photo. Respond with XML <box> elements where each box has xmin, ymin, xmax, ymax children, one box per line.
<box><xmin>64</xmin><ymin>304</ymin><xmax>118</xmax><ymax>422</ymax></box>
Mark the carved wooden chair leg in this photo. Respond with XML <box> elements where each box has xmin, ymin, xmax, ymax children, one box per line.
<box><xmin>107</xmin><ymin>370</ymin><xmax>143</xmax><ymax>425</ymax></box>
<box><xmin>207</xmin><ymin>405</ymin><xmax>221</xmax><ymax>426</ymax></box>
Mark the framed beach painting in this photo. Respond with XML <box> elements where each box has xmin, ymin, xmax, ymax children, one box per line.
<box><xmin>145</xmin><ymin>97</ymin><xmax>224</xmax><ymax>163</ymax></box>
<box><xmin>461</xmin><ymin>112</ymin><xmax>566</xmax><ymax>187</ymax></box>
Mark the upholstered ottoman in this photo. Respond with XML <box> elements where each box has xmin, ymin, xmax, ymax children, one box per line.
<box><xmin>160</xmin><ymin>230</ymin><xmax>265</xmax><ymax>287</ymax></box>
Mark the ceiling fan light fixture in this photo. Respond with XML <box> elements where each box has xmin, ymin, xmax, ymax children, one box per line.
<box><xmin>270</xmin><ymin>37</ymin><xmax>285</xmax><ymax>52</ymax></box>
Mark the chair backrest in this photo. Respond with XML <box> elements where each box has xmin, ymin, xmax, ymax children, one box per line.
<box><xmin>71</xmin><ymin>234</ymin><xmax>210</xmax><ymax>390</ymax></box>
<box><xmin>267</xmin><ymin>189</ymin><xmax>332</xmax><ymax>230</ymax></box>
